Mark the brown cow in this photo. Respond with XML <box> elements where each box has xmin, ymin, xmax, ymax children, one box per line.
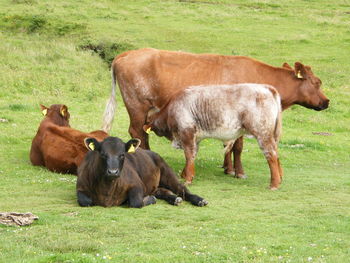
<box><xmin>144</xmin><ymin>84</ymin><xmax>283</xmax><ymax>189</ymax></box>
<box><xmin>76</xmin><ymin>136</ymin><xmax>208</xmax><ymax>207</ymax></box>
<box><xmin>30</xmin><ymin>104</ymin><xmax>108</xmax><ymax>174</ymax></box>
<box><xmin>102</xmin><ymin>48</ymin><xmax>329</xmax><ymax>178</ymax></box>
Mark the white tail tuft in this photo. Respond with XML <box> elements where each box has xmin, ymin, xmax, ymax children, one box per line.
<box><xmin>102</xmin><ymin>67</ymin><xmax>117</xmax><ymax>132</ymax></box>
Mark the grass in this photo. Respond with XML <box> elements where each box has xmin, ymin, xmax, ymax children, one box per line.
<box><xmin>0</xmin><ymin>0</ymin><xmax>349</xmax><ymax>262</ymax></box>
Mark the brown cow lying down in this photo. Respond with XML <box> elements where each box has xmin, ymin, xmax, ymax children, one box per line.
<box><xmin>30</xmin><ymin>104</ymin><xmax>108</xmax><ymax>174</ymax></box>
<box><xmin>76</xmin><ymin>136</ymin><xmax>208</xmax><ymax>208</ymax></box>
<box><xmin>144</xmin><ymin>83</ymin><xmax>283</xmax><ymax>190</ymax></box>
<box><xmin>103</xmin><ymin>48</ymin><xmax>329</xmax><ymax>180</ymax></box>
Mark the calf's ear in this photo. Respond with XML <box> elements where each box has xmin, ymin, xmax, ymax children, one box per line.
<box><xmin>40</xmin><ymin>104</ymin><xmax>48</xmax><ymax>116</ymax></box>
<box><xmin>60</xmin><ymin>105</ymin><xmax>69</xmax><ymax>118</ymax></box>
<box><xmin>84</xmin><ymin>138</ymin><xmax>100</xmax><ymax>151</ymax></box>
<box><xmin>125</xmin><ymin>138</ymin><xmax>141</xmax><ymax>153</ymax></box>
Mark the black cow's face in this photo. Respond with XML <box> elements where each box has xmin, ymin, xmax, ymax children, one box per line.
<box><xmin>84</xmin><ymin>137</ymin><xmax>141</xmax><ymax>180</ymax></box>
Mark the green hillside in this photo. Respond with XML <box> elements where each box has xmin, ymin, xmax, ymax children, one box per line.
<box><xmin>0</xmin><ymin>0</ymin><xmax>349</xmax><ymax>262</ymax></box>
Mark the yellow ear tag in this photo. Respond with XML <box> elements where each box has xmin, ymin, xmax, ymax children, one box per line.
<box><xmin>146</xmin><ymin>127</ymin><xmax>152</xmax><ymax>134</ymax></box>
<box><xmin>60</xmin><ymin>109</ymin><xmax>65</xmax><ymax>117</ymax></box>
<box><xmin>128</xmin><ymin>144</ymin><xmax>136</xmax><ymax>153</ymax></box>
<box><xmin>297</xmin><ymin>71</ymin><xmax>303</xmax><ymax>79</ymax></box>
<box><xmin>42</xmin><ymin>109</ymin><xmax>47</xmax><ymax>116</ymax></box>
<box><xmin>88</xmin><ymin>142</ymin><xmax>95</xmax><ymax>151</ymax></box>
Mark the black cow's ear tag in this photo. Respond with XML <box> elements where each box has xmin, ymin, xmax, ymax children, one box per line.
<box><xmin>126</xmin><ymin>138</ymin><xmax>141</xmax><ymax>153</ymax></box>
<box><xmin>88</xmin><ymin>142</ymin><xmax>95</xmax><ymax>151</ymax></box>
<box><xmin>84</xmin><ymin>138</ymin><xmax>98</xmax><ymax>151</ymax></box>
<box><xmin>128</xmin><ymin>144</ymin><xmax>135</xmax><ymax>153</ymax></box>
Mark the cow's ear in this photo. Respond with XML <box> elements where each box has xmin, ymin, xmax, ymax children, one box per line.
<box><xmin>294</xmin><ymin>62</ymin><xmax>307</xmax><ymax>79</ymax></box>
<box><xmin>84</xmin><ymin>138</ymin><xmax>100</xmax><ymax>151</ymax></box>
<box><xmin>60</xmin><ymin>105</ymin><xmax>68</xmax><ymax>118</ymax></box>
<box><xmin>143</xmin><ymin>124</ymin><xmax>152</xmax><ymax>134</ymax></box>
<box><xmin>282</xmin><ymin>63</ymin><xmax>293</xmax><ymax>70</ymax></box>
<box><xmin>40</xmin><ymin>104</ymin><xmax>48</xmax><ymax>116</ymax></box>
<box><xmin>125</xmin><ymin>138</ymin><xmax>141</xmax><ymax>153</ymax></box>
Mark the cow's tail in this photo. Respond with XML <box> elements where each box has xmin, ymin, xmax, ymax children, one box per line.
<box><xmin>102</xmin><ymin>65</ymin><xmax>117</xmax><ymax>132</ymax></box>
<box><xmin>273</xmin><ymin>92</ymin><xmax>282</xmax><ymax>143</ymax></box>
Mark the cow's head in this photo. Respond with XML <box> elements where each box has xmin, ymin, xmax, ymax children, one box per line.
<box><xmin>40</xmin><ymin>104</ymin><xmax>70</xmax><ymax>127</ymax></box>
<box><xmin>291</xmin><ymin>62</ymin><xmax>329</xmax><ymax>111</ymax></box>
<box><xmin>84</xmin><ymin>136</ymin><xmax>141</xmax><ymax>179</ymax></box>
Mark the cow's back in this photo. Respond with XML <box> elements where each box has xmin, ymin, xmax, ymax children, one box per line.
<box><xmin>123</xmin><ymin>149</ymin><xmax>161</xmax><ymax>195</ymax></box>
<box><xmin>113</xmin><ymin>48</ymin><xmax>278</xmax><ymax>108</ymax></box>
<box><xmin>168</xmin><ymin>84</ymin><xmax>281</xmax><ymax>141</ymax></box>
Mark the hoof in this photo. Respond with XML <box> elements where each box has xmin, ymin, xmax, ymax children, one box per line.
<box><xmin>224</xmin><ymin>168</ymin><xmax>235</xmax><ymax>176</ymax></box>
<box><xmin>174</xmin><ymin>197</ymin><xmax>183</xmax><ymax>206</ymax></box>
<box><xmin>235</xmin><ymin>174</ymin><xmax>247</xmax><ymax>179</ymax></box>
<box><xmin>269</xmin><ymin>186</ymin><xmax>279</xmax><ymax>191</ymax></box>
<box><xmin>197</xmin><ymin>199</ymin><xmax>208</xmax><ymax>207</ymax></box>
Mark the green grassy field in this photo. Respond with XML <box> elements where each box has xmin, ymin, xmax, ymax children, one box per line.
<box><xmin>0</xmin><ymin>0</ymin><xmax>349</xmax><ymax>262</ymax></box>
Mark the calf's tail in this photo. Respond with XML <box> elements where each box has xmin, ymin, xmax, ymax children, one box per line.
<box><xmin>102</xmin><ymin>65</ymin><xmax>117</xmax><ymax>132</ymax></box>
<box><xmin>273</xmin><ymin>92</ymin><xmax>282</xmax><ymax>143</ymax></box>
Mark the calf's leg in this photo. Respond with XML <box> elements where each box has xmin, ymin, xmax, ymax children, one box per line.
<box><xmin>257</xmin><ymin>138</ymin><xmax>283</xmax><ymax>190</ymax></box>
<box><xmin>179</xmin><ymin>129</ymin><xmax>197</xmax><ymax>184</ymax></box>
<box><xmin>128</xmin><ymin>187</ymin><xmax>147</xmax><ymax>208</ymax></box>
<box><xmin>223</xmin><ymin>137</ymin><xmax>246</xmax><ymax>178</ymax></box>
<box><xmin>158</xmin><ymin>160</ymin><xmax>208</xmax><ymax>207</ymax></box>
<box><xmin>77</xmin><ymin>191</ymin><xmax>93</xmax><ymax>207</ymax></box>
<box><xmin>155</xmin><ymin>188</ymin><xmax>183</xmax><ymax>206</ymax></box>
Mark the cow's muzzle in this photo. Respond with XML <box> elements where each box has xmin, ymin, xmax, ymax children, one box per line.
<box><xmin>107</xmin><ymin>168</ymin><xmax>120</xmax><ymax>178</ymax></box>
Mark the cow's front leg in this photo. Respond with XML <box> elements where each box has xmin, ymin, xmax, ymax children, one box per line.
<box><xmin>77</xmin><ymin>191</ymin><xmax>93</xmax><ymax>207</ymax></box>
<box><xmin>179</xmin><ymin>129</ymin><xmax>197</xmax><ymax>184</ymax></box>
<box><xmin>128</xmin><ymin>187</ymin><xmax>156</xmax><ymax>208</ymax></box>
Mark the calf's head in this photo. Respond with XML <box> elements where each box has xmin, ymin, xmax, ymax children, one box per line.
<box><xmin>293</xmin><ymin>62</ymin><xmax>329</xmax><ymax>111</ymax></box>
<box><xmin>84</xmin><ymin>137</ymin><xmax>141</xmax><ymax>179</ymax></box>
<box><xmin>40</xmin><ymin>104</ymin><xmax>70</xmax><ymax>126</ymax></box>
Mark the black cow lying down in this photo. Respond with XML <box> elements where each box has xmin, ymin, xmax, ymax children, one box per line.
<box><xmin>76</xmin><ymin>136</ymin><xmax>208</xmax><ymax>208</ymax></box>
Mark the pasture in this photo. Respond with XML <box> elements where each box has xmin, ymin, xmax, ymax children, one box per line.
<box><xmin>0</xmin><ymin>0</ymin><xmax>349</xmax><ymax>262</ymax></box>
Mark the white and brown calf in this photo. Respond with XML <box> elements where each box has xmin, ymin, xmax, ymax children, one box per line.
<box><xmin>144</xmin><ymin>84</ymin><xmax>283</xmax><ymax>190</ymax></box>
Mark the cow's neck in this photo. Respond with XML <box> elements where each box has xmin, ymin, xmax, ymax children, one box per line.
<box><xmin>262</xmin><ymin>68</ymin><xmax>301</xmax><ymax>111</ymax></box>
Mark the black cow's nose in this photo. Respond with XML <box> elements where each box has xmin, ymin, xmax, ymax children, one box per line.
<box><xmin>107</xmin><ymin>169</ymin><xmax>119</xmax><ymax>176</ymax></box>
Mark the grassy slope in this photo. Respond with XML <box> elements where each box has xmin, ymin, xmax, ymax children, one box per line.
<box><xmin>0</xmin><ymin>0</ymin><xmax>349</xmax><ymax>262</ymax></box>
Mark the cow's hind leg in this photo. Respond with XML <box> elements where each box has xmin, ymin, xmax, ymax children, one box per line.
<box><xmin>257</xmin><ymin>137</ymin><xmax>283</xmax><ymax>190</ymax></box>
<box><xmin>223</xmin><ymin>137</ymin><xmax>246</xmax><ymax>179</ymax></box>
<box><xmin>155</xmin><ymin>188</ymin><xmax>183</xmax><ymax>206</ymax></box>
<box><xmin>158</xmin><ymin>159</ymin><xmax>208</xmax><ymax>207</ymax></box>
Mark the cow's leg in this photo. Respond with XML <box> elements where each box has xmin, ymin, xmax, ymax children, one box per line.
<box><xmin>257</xmin><ymin>138</ymin><xmax>282</xmax><ymax>190</ymax></box>
<box><xmin>125</xmin><ymin>104</ymin><xmax>152</xmax><ymax>149</ymax></box>
<box><xmin>77</xmin><ymin>191</ymin><xmax>93</xmax><ymax>207</ymax></box>
<box><xmin>128</xmin><ymin>187</ymin><xmax>147</xmax><ymax>208</ymax></box>
<box><xmin>223</xmin><ymin>137</ymin><xmax>246</xmax><ymax>179</ymax></box>
<box><xmin>29</xmin><ymin>145</ymin><xmax>45</xmax><ymax>166</ymax></box>
<box><xmin>142</xmin><ymin>195</ymin><xmax>157</xmax><ymax>206</ymax></box>
<box><xmin>179</xmin><ymin>129</ymin><xmax>197</xmax><ymax>184</ymax></box>
<box><xmin>155</xmin><ymin>187</ymin><xmax>183</xmax><ymax>206</ymax></box>
<box><xmin>158</xmin><ymin>161</ymin><xmax>208</xmax><ymax>207</ymax></box>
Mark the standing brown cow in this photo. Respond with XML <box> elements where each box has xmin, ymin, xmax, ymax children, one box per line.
<box><xmin>102</xmin><ymin>48</ymin><xmax>329</xmax><ymax>178</ymax></box>
<box><xmin>30</xmin><ymin>104</ymin><xmax>108</xmax><ymax>174</ymax></box>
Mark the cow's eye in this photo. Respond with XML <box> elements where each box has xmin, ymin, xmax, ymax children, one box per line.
<box><xmin>100</xmin><ymin>152</ymin><xmax>108</xmax><ymax>159</ymax></box>
<box><xmin>119</xmin><ymin>154</ymin><xmax>125</xmax><ymax>160</ymax></box>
